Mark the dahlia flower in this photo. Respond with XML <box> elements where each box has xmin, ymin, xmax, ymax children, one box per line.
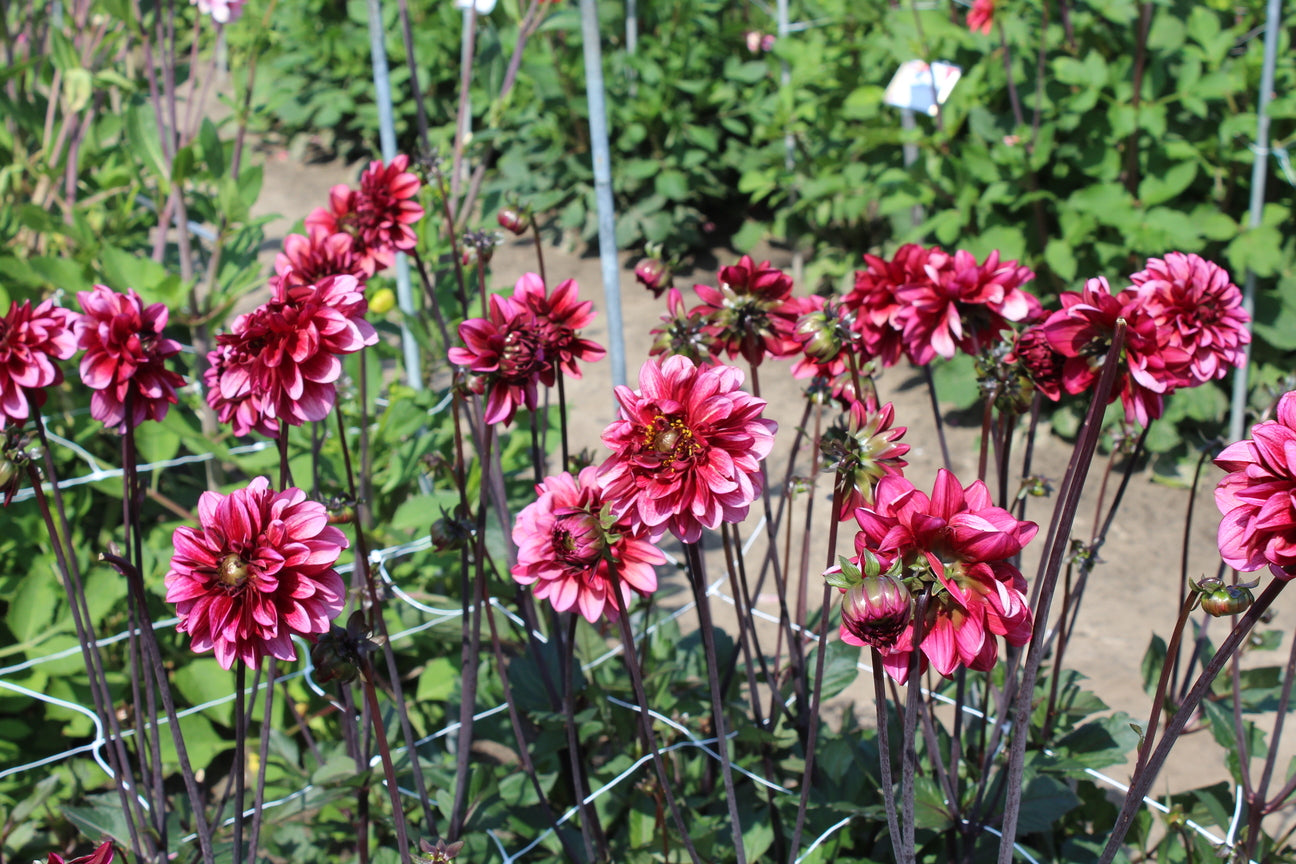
<box><xmin>47</xmin><ymin>840</ymin><xmax>114</xmax><ymax>864</ymax></box>
<box><xmin>512</xmin><ymin>466</ymin><xmax>664</xmax><ymax>622</ymax></box>
<box><xmin>306</xmin><ymin>155</ymin><xmax>424</xmax><ymax>276</ymax></box>
<box><xmin>1042</xmin><ymin>276</ymin><xmax>1187</xmax><ymax>427</ymax></box>
<box><xmin>76</xmin><ymin>285</ymin><xmax>186</xmax><ymax>432</ymax></box>
<box><xmin>0</xmin><ymin>298</ymin><xmax>77</xmax><ymax>429</ymax></box>
<box><xmin>820</xmin><ymin>399</ymin><xmax>910</xmax><ymax>520</ymax></box>
<box><xmin>1008</xmin><ymin>324</ymin><xmax>1066</xmax><ymax>402</ymax></box>
<box><xmin>1129</xmin><ymin>252</ymin><xmax>1250</xmax><ymax>387</ymax></box>
<box><xmin>896</xmin><ymin>248</ymin><xmax>1040</xmax><ymax>366</ymax></box>
<box><xmin>840</xmin><ymin>469</ymin><xmax>1037</xmax><ymax>683</ymax></box>
<box><xmin>649</xmin><ymin>287</ymin><xmax>716</xmax><ymax>363</ymax></box>
<box><xmin>448</xmin><ymin>293</ymin><xmax>549</xmax><ymax>426</ymax></box>
<box><xmin>967</xmin><ymin>0</ymin><xmax>995</xmax><ymax>33</ymax></box>
<box><xmin>510</xmin><ymin>273</ymin><xmax>606</xmax><ymax>378</ymax></box>
<box><xmin>599</xmin><ymin>356</ymin><xmax>777</xmax><ymax>543</ymax></box>
<box><xmin>206</xmin><ymin>274</ymin><xmax>377</xmax><ymax>435</ymax></box>
<box><xmin>274</xmin><ymin>229</ymin><xmax>365</xmax><ymax>289</ymax></box>
<box><xmin>165</xmin><ymin>477</ymin><xmax>348</xmax><ymax>670</ymax></box>
<box><xmin>843</xmin><ymin>245</ymin><xmax>930</xmax><ymax>369</ymax></box>
<box><xmin>1216</xmin><ymin>391</ymin><xmax>1296</xmax><ymax>578</ymax></box>
<box><xmin>840</xmin><ymin>572</ymin><xmax>912</xmax><ymax>650</ymax></box>
<box><xmin>693</xmin><ymin>255</ymin><xmax>813</xmax><ymax>366</ymax></box>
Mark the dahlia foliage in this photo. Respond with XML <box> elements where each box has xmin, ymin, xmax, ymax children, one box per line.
<box><xmin>165</xmin><ymin>477</ymin><xmax>348</xmax><ymax>670</ymax></box>
<box><xmin>599</xmin><ymin>356</ymin><xmax>777</xmax><ymax>544</ymax></box>
<box><xmin>76</xmin><ymin>285</ymin><xmax>186</xmax><ymax>432</ymax></box>
<box><xmin>838</xmin><ymin>469</ymin><xmax>1038</xmax><ymax>683</ymax></box>
<box><xmin>449</xmin><ymin>272</ymin><xmax>605</xmax><ymax>426</ymax></box>
<box><xmin>0</xmin><ymin>298</ymin><xmax>77</xmax><ymax>428</ymax></box>
<box><xmin>1216</xmin><ymin>391</ymin><xmax>1296</xmax><ymax>579</ymax></box>
<box><xmin>511</xmin><ymin>466</ymin><xmax>664</xmax><ymax>622</ymax></box>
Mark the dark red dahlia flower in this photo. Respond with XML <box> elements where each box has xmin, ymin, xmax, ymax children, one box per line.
<box><xmin>693</xmin><ymin>255</ymin><xmax>813</xmax><ymax>366</ymax></box>
<box><xmin>0</xmin><ymin>298</ymin><xmax>77</xmax><ymax>428</ymax></box>
<box><xmin>598</xmin><ymin>356</ymin><xmax>777</xmax><ymax>543</ymax></box>
<box><xmin>165</xmin><ymin>477</ymin><xmax>347</xmax><ymax>669</ymax></box>
<box><xmin>448</xmin><ymin>293</ymin><xmax>549</xmax><ymax>427</ymax></box>
<box><xmin>306</xmin><ymin>155</ymin><xmax>424</xmax><ymax>276</ymax></box>
<box><xmin>843</xmin><ymin>244</ymin><xmax>932</xmax><ymax>368</ymax></box>
<box><xmin>76</xmin><ymin>285</ymin><xmax>186</xmax><ymax>432</ymax></box>
<box><xmin>275</xmin><ymin>229</ymin><xmax>365</xmax><ymax>289</ymax></box>
<box><xmin>512</xmin><ymin>465</ymin><xmax>664</xmax><ymax>621</ymax></box>
<box><xmin>510</xmin><ymin>273</ymin><xmax>606</xmax><ymax>379</ymax></box>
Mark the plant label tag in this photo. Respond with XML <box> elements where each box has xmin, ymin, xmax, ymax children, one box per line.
<box><xmin>455</xmin><ymin>0</ymin><xmax>497</xmax><ymax>12</ymax></box>
<box><xmin>883</xmin><ymin>60</ymin><xmax>962</xmax><ymax>117</ymax></box>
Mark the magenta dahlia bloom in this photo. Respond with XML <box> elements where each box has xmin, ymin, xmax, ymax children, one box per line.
<box><xmin>1042</xmin><ymin>276</ymin><xmax>1187</xmax><ymax>427</ymax></box>
<box><xmin>1130</xmin><ymin>252</ymin><xmax>1250</xmax><ymax>387</ymax></box>
<box><xmin>895</xmin><ymin>248</ymin><xmax>1040</xmax><ymax>365</ymax></box>
<box><xmin>967</xmin><ymin>0</ymin><xmax>995</xmax><ymax>33</ymax></box>
<box><xmin>0</xmin><ymin>298</ymin><xmax>77</xmax><ymax>428</ymax></box>
<box><xmin>599</xmin><ymin>356</ymin><xmax>777</xmax><ymax>543</ymax></box>
<box><xmin>47</xmin><ymin>840</ymin><xmax>114</xmax><ymax>864</ymax></box>
<box><xmin>1216</xmin><ymin>391</ymin><xmax>1296</xmax><ymax>578</ymax></box>
<box><xmin>841</xmin><ymin>469</ymin><xmax>1037</xmax><ymax>683</ymax></box>
<box><xmin>510</xmin><ymin>273</ymin><xmax>607</xmax><ymax>379</ymax></box>
<box><xmin>76</xmin><ymin>285</ymin><xmax>186</xmax><ymax>432</ymax></box>
<box><xmin>307</xmin><ymin>156</ymin><xmax>424</xmax><ymax>276</ymax></box>
<box><xmin>165</xmin><ymin>477</ymin><xmax>348</xmax><ymax>670</ymax></box>
<box><xmin>649</xmin><ymin>287</ymin><xmax>716</xmax><ymax>363</ymax></box>
<box><xmin>274</xmin><ymin>229</ymin><xmax>365</xmax><ymax>289</ymax></box>
<box><xmin>692</xmin><ymin>255</ymin><xmax>814</xmax><ymax>366</ymax></box>
<box><xmin>206</xmin><ymin>274</ymin><xmax>378</xmax><ymax>435</ymax></box>
<box><xmin>843</xmin><ymin>245</ymin><xmax>931</xmax><ymax>369</ymax></box>
<box><xmin>448</xmin><ymin>293</ymin><xmax>549</xmax><ymax>426</ymax></box>
<box><xmin>821</xmin><ymin>399</ymin><xmax>910</xmax><ymax>520</ymax></box>
<box><xmin>1007</xmin><ymin>324</ymin><xmax>1066</xmax><ymax>402</ymax></box>
<box><xmin>512</xmin><ymin>466</ymin><xmax>664</xmax><ymax>621</ymax></box>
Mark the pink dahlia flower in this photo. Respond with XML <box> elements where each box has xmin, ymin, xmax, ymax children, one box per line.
<box><xmin>693</xmin><ymin>255</ymin><xmax>813</xmax><ymax>366</ymax></box>
<box><xmin>307</xmin><ymin>155</ymin><xmax>424</xmax><ymax>277</ymax></box>
<box><xmin>448</xmin><ymin>293</ymin><xmax>549</xmax><ymax>426</ymax></box>
<box><xmin>76</xmin><ymin>285</ymin><xmax>186</xmax><ymax>432</ymax></box>
<box><xmin>821</xmin><ymin>399</ymin><xmax>910</xmax><ymax>520</ymax></box>
<box><xmin>1129</xmin><ymin>252</ymin><xmax>1250</xmax><ymax>387</ymax></box>
<box><xmin>510</xmin><ymin>273</ymin><xmax>607</xmax><ymax>379</ymax></box>
<box><xmin>512</xmin><ymin>466</ymin><xmax>664</xmax><ymax>622</ymax></box>
<box><xmin>206</xmin><ymin>274</ymin><xmax>378</xmax><ymax>436</ymax></box>
<box><xmin>0</xmin><ymin>298</ymin><xmax>77</xmax><ymax>429</ymax></box>
<box><xmin>599</xmin><ymin>356</ymin><xmax>777</xmax><ymax>543</ymax></box>
<box><xmin>843</xmin><ymin>244</ymin><xmax>932</xmax><ymax>369</ymax></box>
<box><xmin>274</xmin><ymin>229</ymin><xmax>365</xmax><ymax>289</ymax></box>
<box><xmin>1216</xmin><ymin>391</ymin><xmax>1296</xmax><ymax>578</ymax></box>
<box><xmin>48</xmin><ymin>840</ymin><xmax>114</xmax><ymax>864</ymax></box>
<box><xmin>1042</xmin><ymin>276</ymin><xmax>1187</xmax><ymax>427</ymax></box>
<box><xmin>841</xmin><ymin>469</ymin><xmax>1037</xmax><ymax>683</ymax></box>
<box><xmin>165</xmin><ymin>477</ymin><xmax>348</xmax><ymax>669</ymax></box>
<box><xmin>895</xmin><ymin>248</ymin><xmax>1040</xmax><ymax>366</ymax></box>
<box><xmin>649</xmin><ymin>287</ymin><xmax>716</xmax><ymax>363</ymax></box>
<box><xmin>967</xmin><ymin>0</ymin><xmax>995</xmax><ymax>33</ymax></box>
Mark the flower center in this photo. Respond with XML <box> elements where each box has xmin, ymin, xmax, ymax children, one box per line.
<box><xmin>218</xmin><ymin>554</ymin><xmax>250</xmax><ymax>590</ymax></box>
<box><xmin>645</xmin><ymin>414</ymin><xmax>699</xmax><ymax>466</ymax></box>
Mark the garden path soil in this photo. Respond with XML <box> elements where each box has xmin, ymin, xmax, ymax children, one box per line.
<box><xmin>250</xmin><ymin>149</ymin><xmax>1296</xmax><ymax>809</ymax></box>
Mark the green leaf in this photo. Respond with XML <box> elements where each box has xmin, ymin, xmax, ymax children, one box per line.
<box><xmin>1045</xmin><ymin>238</ymin><xmax>1078</xmax><ymax>282</ymax></box>
<box><xmin>311</xmin><ymin>752</ymin><xmax>360</xmax><ymax>786</ymax></box>
<box><xmin>911</xmin><ymin>776</ymin><xmax>952</xmax><ymax>830</ymax></box>
<box><xmin>172</xmin><ymin>659</ymin><xmax>236</xmax><ymax>726</ymax></box>
<box><xmin>1226</xmin><ymin>224</ymin><xmax>1285</xmax><ymax>278</ymax></box>
<box><xmin>7</xmin><ymin>569</ymin><xmax>60</xmax><ymax>643</ymax></box>
<box><xmin>1138</xmin><ymin>161</ymin><xmax>1197</xmax><ymax>207</ymax></box>
<box><xmin>1015</xmin><ymin>775</ymin><xmax>1081</xmax><ymax>834</ymax></box>
<box><xmin>806</xmin><ymin>640</ymin><xmax>861</xmax><ymax>701</ymax></box>
<box><xmin>1141</xmin><ymin>634</ymin><xmax>1167</xmax><ymax>697</ymax></box>
<box><xmin>63</xmin><ymin>797</ymin><xmax>135</xmax><ymax>847</ymax></box>
<box><xmin>126</xmin><ymin>104</ymin><xmax>171</xmax><ymax>193</ymax></box>
<box><xmin>416</xmin><ymin>656</ymin><xmax>458</xmax><ymax>702</ymax></box>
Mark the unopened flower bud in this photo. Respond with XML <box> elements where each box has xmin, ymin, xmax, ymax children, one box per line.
<box><xmin>1199</xmin><ymin>583</ymin><xmax>1254</xmax><ymax>617</ymax></box>
<box><xmin>369</xmin><ymin>287</ymin><xmax>396</xmax><ymax>315</ymax></box>
<box><xmin>497</xmin><ymin>207</ymin><xmax>528</xmax><ymax>236</ymax></box>
<box><xmin>634</xmin><ymin>257</ymin><xmax>672</xmax><ymax>298</ymax></box>
<box><xmin>795</xmin><ymin>308</ymin><xmax>841</xmax><ymax>362</ymax></box>
<box><xmin>430</xmin><ymin>508</ymin><xmax>474</xmax><ymax>551</ymax></box>
<box><xmin>841</xmin><ymin>573</ymin><xmax>911</xmax><ymax>649</ymax></box>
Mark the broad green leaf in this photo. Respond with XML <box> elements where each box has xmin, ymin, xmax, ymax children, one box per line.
<box><xmin>1015</xmin><ymin>775</ymin><xmax>1081</xmax><ymax>834</ymax></box>
<box><xmin>1226</xmin><ymin>225</ymin><xmax>1285</xmax><ymax>278</ymax></box>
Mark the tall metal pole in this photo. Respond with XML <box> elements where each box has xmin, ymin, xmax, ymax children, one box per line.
<box><xmin>578</xmin><ymin>0</ymin><xmax>627</xmax><ymax>389</ymax></box>
<box><xmin>366</xmin><ymin>0</ymin><xmax>424</xmax><ymax>391</ymax></box>
<box><xmin>1230</xmin><ymin>0</ymin><xmax>1283</xmax><ymax>443</ymax></box>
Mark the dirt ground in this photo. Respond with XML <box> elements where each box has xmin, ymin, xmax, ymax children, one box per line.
<box><xmin>249</xmin><ymin>148</ymin><xmax>1296</xmax><ymax>813</ymax></box>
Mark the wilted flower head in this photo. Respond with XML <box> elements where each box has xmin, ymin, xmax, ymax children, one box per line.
<box><xmin>1216</xmin><ymin>391</ymin><xmax>1296</xmax><ymax>579</ymax></box>
<box><xmin>76</xmin><ymin>285</ymin><xmax>186</xmax><ymax>432</ymax></box>
<box><xmin>306</xmin><ymin>155</ymin><xmax>424</xmax><ymax>276</ymax></box>
<box><xmin>0</xmin><ymin>298</ymin><xmax>77</xmax><ymax>429</ymax></box>
<box><xmin>820</xmin><ymin>399</ymin><xmax>909</xmax><ymax>520</ymax></box>
<box><xmin>599</xmin><ymin>356</ymin><xmax>777</xmax><ymax>543</ymax></box>
<box><xmin>693</xmin><ymin>255</ymin><xmax>812</xmax><ymax>366</ymax></box>
<box><xmin>1130</xmin><ymin>252</ymin><xmax>1249</xmax><ymax>387</ymax></box>
<box><xmin>1008</xmin><ymin>324</ymin><xmax>1066</xmax><ymax>402</ymax></box>
<box><xmin>165</xmin><ymin>477</ymin><xmax>348</xmax><ymax>670</ymax></box>
<box><xmin>512</xmin><ymin>466</ymin><xmax>664</xmax><ymax>621</ymax></box>
<box><xmin>843</xmin><ymin>469</ymin><xmax>1038</xmax><ymax>682</ymax></box>
<box><xmin>649</xmin><ymin>287</ymin><xmax>715</xmax><ymax>362</ymax></box>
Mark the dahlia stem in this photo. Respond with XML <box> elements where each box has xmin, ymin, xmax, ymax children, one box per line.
<box><xmin>277</xmin><ymin>419</ymin><xmax>292</xmax><ymax>489</ymax></box>
<box><xmin>1098</xmin><ymin>578</ymin><xmax>1285</xmax><ymax>864</ymax></box>
<box><xmin>247</xmin><ymin>659</ymin><xmax>276</xmax><ymax>863</ymax></box>
<box><xmin>556</xmin><ymin>370</ymin><xmax>570</xmax><ymax>473</ymax></box>
<box><xmin>604</xmin><ymin>555</ymin><xmax>703</xmax><ymax>864</ymax></box>
<box><xmin>871</xmin><ymin>650</ymin><xmax>903</xmax><ymax>864</ymax></box>
<box><xmin>360</xmin><ymin>665</ymin><xmax>413</xmax><ymax>864</ymax></box>
<box><xmin>900</xmin><ymin>595</ymin><xmax>931</xmax><ymax>864</ymax></box>
<box><xmin>561</xmin><ymin>614</ymin><xmax>603</xmax><ymax>861</ymax></box>
<box><xmin>998</xmin><ymin>322</ymin><xmax>1127</xmax><ymax>864</ymax></box>
<box><xmin>529</xmin><ymin>211</ymin><xmax>547</xmax><ymax>287</ymax></box>
<box><xmin>232</xmin><ymin>664</ymin><xmax>248</xmax><ymax>864</ymax></box>
<box><xmin>921</xmin><ymin>365</ymin><xmax>953</xmax><ymax>472</ymax></box>
<box><xmin>684</xmin><ymin>541</ymin><xmax>747</xmax><ymax>864</ymax></box>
